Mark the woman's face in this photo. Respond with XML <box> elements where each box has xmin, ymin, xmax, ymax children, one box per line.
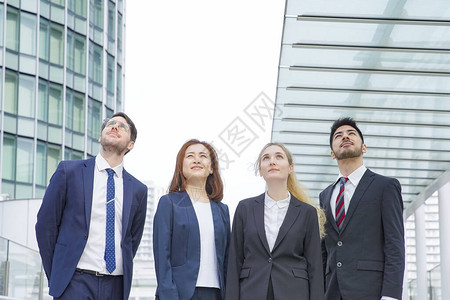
<box><xmin>182</xmin><ymin>143</ymin><xmax>213</xmax><ymax>183</ymax></box>
<box><xmin>259</xmin><ymin>145</ymin><xmax>293</xmax><ymax>183</ymax></box>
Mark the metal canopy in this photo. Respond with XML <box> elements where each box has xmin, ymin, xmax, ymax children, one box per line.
<box><xmin>272</xmin><ymin>0</ymin><xmax>450</xmax><ymax>216</ymax></box>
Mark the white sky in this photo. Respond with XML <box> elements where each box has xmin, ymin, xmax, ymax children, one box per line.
<box><xmin>123</xmin><ymin>1</ymin><xmax>286</xmax><ymax>215</ymax></box>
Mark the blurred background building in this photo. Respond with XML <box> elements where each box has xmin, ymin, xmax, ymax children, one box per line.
<box><xmin>0</xmin><ymin>0</ymin><xmax>125</xmax><ymax>200</ymax></box>
<box><xmin>0</xmin><ymin>0</ymin><xmax>130</xmax><ymax>298</ymax></box>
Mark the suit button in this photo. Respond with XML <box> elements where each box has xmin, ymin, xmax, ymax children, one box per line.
<box><xmin>337</xmin><ymin>241</ymin><xmax>343</xmax><ymax>246</ymax></box>
<box><xmin>337</xmin><ymin>262</ymin><xmax>342</xmax><ymax>267</ymax></box>
<box><xmin>84</xmin><ymin>235</ymin><xmax>88</xmax><ymax>240</ymax></box>
<box><xmin>268</xmin><ymin>258</ymin><xmax>272</xmax><ymax>263</ymax></box>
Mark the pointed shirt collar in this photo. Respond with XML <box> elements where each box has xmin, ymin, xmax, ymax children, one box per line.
<box><xmin>336</xmin><ymin>164</ymin><xmax>366</xmax><ymax>187</ymax></box>
<box><xmin>95</xmin><ymin>153</ymin><xmax>124</xmax><ymax>178</ymax></box>
<box><xmin>264</xmin><ymin>192</ymin><xmax>291</xmax><ymax>209</ymax></box>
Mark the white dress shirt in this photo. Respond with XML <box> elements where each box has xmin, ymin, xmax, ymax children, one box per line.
<box><xmin>192</xmin><ymin>200</ymin><xmax>220</xmax><ymax>288</ymax></box>
<box><xmin>330</xmin><ymin>165</ymin><xmax>397</xmax><ymax>300</ymax></box>
<box><xmin>264</xmin><ymin>192</ymin><xmax>290</xmax><ymax>252</ymax></box>
<box><xmin>329</xmin><ymin>165</ymin><xmax>366</xmax><ymax>220</ymax></box>
<box><xmin>77</xmin><ymin>154</ymin><xmax>124</xmax><ymax>275</ymax></box>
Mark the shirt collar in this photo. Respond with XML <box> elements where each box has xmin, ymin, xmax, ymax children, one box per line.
<box><xmin>96</xmin><ymin>153</ymin><xmax>124</xmax><ymax>178</ymax></box>
<box><xmin>336</xmin><ymin>165</ymin><xmax>366</xmax><ymax>187</ymax></box>
<box><xmin>264</xmin><ymin>192</ymin><xmax>291</xmax><ymax>209</ymax></box>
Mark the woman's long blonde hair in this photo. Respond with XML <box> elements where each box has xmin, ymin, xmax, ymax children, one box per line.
<box><xmin>256</xmin><ymin>143</ymin><xmax>327</xmax><ymax>238</ymax></box>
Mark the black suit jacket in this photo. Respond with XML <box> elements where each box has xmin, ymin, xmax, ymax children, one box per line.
<box><xmin>226</xmin><ymin>193</ymin><xmax>324</xmax><ymax>300</ymax></box>
<box><xmin>320</xmin><ymin>169</ymin><xmax>405</xmax><ymax>300</ymax></box>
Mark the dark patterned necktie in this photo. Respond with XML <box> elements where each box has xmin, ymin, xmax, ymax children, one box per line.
<box><xmin>105</xmin><ymin>168</ymin><xmax>116</xmax><ymax>273</ymax></box>
<box><xmin>335</xmin><ymin>177</ymin><xmax>348</xmax><ymax>231</ymax></box>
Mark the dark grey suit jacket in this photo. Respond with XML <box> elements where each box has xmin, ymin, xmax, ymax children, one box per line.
<box><xmin>320</xmin><ymin>169</ymin><xmax>405</xmax><ymax>300</ymax></box>
<box><xmin>226</xmin><ymin>193</ymin><xmax>324</xmax><ymax>300</ymax></box>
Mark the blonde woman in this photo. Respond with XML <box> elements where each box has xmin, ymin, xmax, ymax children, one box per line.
<box><xmin>226</xmin><ymin>143</ymin><xmax>325</xmax><ymax>300</ymax></box>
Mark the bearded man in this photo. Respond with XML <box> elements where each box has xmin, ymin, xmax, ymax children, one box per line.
<box><xmin>320</xmin><ymin>117</ymin><xmax>405</xmax><ymax>300</ymax></box>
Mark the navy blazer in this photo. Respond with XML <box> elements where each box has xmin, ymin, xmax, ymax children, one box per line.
<box><xmin>226</xmin><ymin>193</ymin><xmax>324</xmax><ymax>300</ymax></box>
<box><xmin>35</xmin><ymin>157</ymin><xmax>148</xmax><ymax>299</ymax></box>
<box><xmin>320</xmin><ymin>169</ymin><xmax>405</xmax><ymax>300</ymax></box>
<box><xmin>153</xmin><ymin>191</ymin><xmax>230</xmax><ymax>300</ymax></box>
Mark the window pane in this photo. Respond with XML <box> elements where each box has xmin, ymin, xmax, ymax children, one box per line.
<box><xmin>0</xmin><ymin>5</ymin><xmax>5</xmax><ymax>47</ymax></box>
<box><xmin>69</xmin><ymin>0</ymin><xmax>87</xmax><ymax>17</ymax></box>
<box><xmin>116</xmin><ymin>64</ymin><xmax>122</xmax><ymax>111</ymax></box>
<box><xmin>19</xmin><ymin>12</ymin><xmax>37</xmax><ymax>55</ymax></box>
<box><xmin>47</xmin><ymin>145</ymin><xmax>61</xmax><ymax>182</ymax></box>
<box><xmin>50</xmin><ymin>24</ymin><xmax>63</xmax><ymax>65</ymax></box>
<box><xmin>107</xmin><ymin>54</ymin><xmax>114</xmax><ymax>94</ymax></box>
<box><xmin>51</xmin><ymin>0</ymin><xmax>64</xmax><ymax>6</ymax></box>
<box><xmin>21</xmin><ymin>0</ymin><xmax>37</xmax><ymax>13</ymax></box>
<box><xmin>68</xmin><ymin>31</ymin><xmax>87</xmax><ymax>74</ymax></box>
<box><xmin>73</xmin><ymin>92</ymin><xmax>85</xmax><ymax>133</ymax></box>
<box><xmin>67</xmin><ymin>90</ymin><xmax>85</xmax><ymax>133</ymax></box>
<box><xmin>5</xmin><ymin>71</ymin><xmax>18</xmax><ymax>114</ymax></box>
<box><xmin>2</xmin><ymin>135</ymin><xmax>16</xmax><ymax>180</ymax></box>
<box><xmin>18</xmin><ymin>74</ymin><xmax>35</xmax><ymax>117</ymax></box>
<box><xmin>72</xmin><ymin>149</ymin><xmax>84</xmax><ymax>160</ymax></box>
<box><xmin>75</xmin><ymin>36</ymin><xmax>86</xmax><ymax>74</ymax></box>
<box><xmin>65</xmin><ymin>90</ymin><xmax>73</xmax><ymax>130</ymax></box>
<box><xmin>117</xmin><ymin>13</ymin><xmax>122</xmax><ymax>61</ymax></box>
<box><xmin>89</xmin><ymin>43</ymin><xmax>103</xmax><ymax>84</ymax></box>
<box><xmin>16</xmin><ymin>138</ymin><xmax>34</xmax><ymax>183</ymax></box>
<box><xmin>49</xmin><ymin>83</ymin><xmax>63</xmax><ymax>125</ymax></box>
<box><xmin>90</xmin><ymin>0</ymin><xmax>103</xmax><ymax>29</ymax></box>
<box><xmin>39</xmin><ymin>19</ymin><xmax>50</xmax><ymax>61</ymax></box>
<box><xmin>107</xmin><ymin>1</ymin><xmax>115</xmax><ymax>40</ymax></box>
<box><xmin>66</xmin><ymin>31</ymin><xmax>74</xmax><ymax>70</ymax></box>
<box><xmin>36</xmin><ymin>142</ymin><xmax>47</xmax><ymax>186</ymax></box>
<box><xmin>88</xmin><ymin>98</ymin><xmax>102</xmax><ymax>137</ymax></box>
<box><xmin>6</xmin><ymin>7</ymin><xmax>19</xmax><ymax>51</ymax></box>
<box><xmin>38</xmin><ymin>80</ymin><xmax>48</xmax><ymax>121</ymax></box>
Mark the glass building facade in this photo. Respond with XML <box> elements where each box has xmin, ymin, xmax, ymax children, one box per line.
<box><xmin>0</xmin><ymin>0</ymin><xmax>125</xmax><ymax>200</ymax></box>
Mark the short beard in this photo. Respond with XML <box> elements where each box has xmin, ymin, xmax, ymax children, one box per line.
<box><xmin>334</xmin><ymin>144</ymin><xmax>363</xmax><ymax>160</ymax></box>
<box><xmin>101</xmin><ymin>143</ymin><xmax>128</xmax><ymax>156</ymax></box>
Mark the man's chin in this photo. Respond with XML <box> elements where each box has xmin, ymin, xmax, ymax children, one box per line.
<box><xmin>336</xmin><ymin>151</ymin><xmax>361</xmax><ymax>160</ymax></box>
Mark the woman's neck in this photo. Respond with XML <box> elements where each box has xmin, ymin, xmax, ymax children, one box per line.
<box><xmin>186</xmin><ymin>183</ymin><xmax>209</xmax><ymax>203</ymax></box>
<box><xmin>266</xmin><ymin>181</ymin><xmax>289</xmax><ymax>201</ymax></box>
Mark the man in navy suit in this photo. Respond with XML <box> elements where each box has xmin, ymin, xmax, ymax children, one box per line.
<box><xmin>320</xmin><ymin>117</ymin><xmax>405</xmax><ymax>300</ymax></box>
<box><xmin>36</xmin><ymin>112</ymin><xmax>147</xmax><ymax>300</ymax></box>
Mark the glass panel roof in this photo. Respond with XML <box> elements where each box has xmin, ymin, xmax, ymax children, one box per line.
<box><xmin>273</xmin><ymin>0</ymin><xmax>450</xmax><ymax>211</ymax></box>
<box><xmin>280</xmin><ymin>46</ymin><xmax>450</xmax><ymax>72</ymax></box>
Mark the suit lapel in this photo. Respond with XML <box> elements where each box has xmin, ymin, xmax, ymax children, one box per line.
<box><xmin>322</xmin><ymin>185</ymin><xmax>339</xmax><ymax>233</ymax></box>
<box><xmin>82</xmin><ymin>158</ymin><xmax>95</xmax><ymax>230</ymax></box>
<box><xmin>253</xmin><ymin>194</ymin><xmax>270</xmax><ymax>254</ymax></box>
<box><xmin>340</xmin><ymin>169</ymin><xmax>375</xmax><ymax>233</ymax></box>
<box><xmin>122</xmin><ymin>169</ymin><xmax>133</xmax><ymax>239</ymax></box>
<box><xmin>210</xmin><ymin>202</ymin><xmax>222</xmax><ymax>258</ymax></box>
<box><xmin>179</xmin><ymin>191</ymin><xmax>201</xmax><ymax>246</ymax></box>
<box><xmin>272</xmin><ymin>196</ymin><xmax>302</xmax><ymax>252</ymax></box>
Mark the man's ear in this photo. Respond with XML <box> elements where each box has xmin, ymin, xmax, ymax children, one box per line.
<box><xmin>331</xmin><ymin>150</ymin><xmax>336</xmax><ymax>160</ymax></box>
<box><xmin>126</xmin><ymin>140</ymin><xmax>135</xmax><ymax>152</ymax></box>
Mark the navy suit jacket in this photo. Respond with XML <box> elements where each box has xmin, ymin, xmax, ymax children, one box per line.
<box><xmin>320</xmin><ymin>169</ymin><xmax>405</xmax><ymax>300</ymax></box>
<box><xmin>35</xmin><ymin>157</ymin><xmax>148</xmax><ymax>299</ymax></box>
<box><xmin>153</xmin><ymin>191</ymin><xmax>230</xmax><ymax>300</ymax></box>
<box><xmin>226</xmin><ymin>193</ymin><xmax>324</xmax><ymax>300</ymax></box>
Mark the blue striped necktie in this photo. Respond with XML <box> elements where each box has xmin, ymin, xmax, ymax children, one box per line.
<box><xmin>335</xmin><ymin>177</ymin><xmax>348</xmax><ymax>231</ymax></box>
<box><xmin>105</xmin><ymin>168</ymin><xmax>116</xmax><ymax>273</ymax></box>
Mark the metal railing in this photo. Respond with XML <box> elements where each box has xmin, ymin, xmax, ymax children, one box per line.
<box><xmin>0</xmin><ymin>236</ymin><xmax>49</xmax><ymax>300</ymax></box>
<box><xmin>408</xmin><ymin>264</ymin><xmax>441</xmax><ymax>300</ymax></box>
